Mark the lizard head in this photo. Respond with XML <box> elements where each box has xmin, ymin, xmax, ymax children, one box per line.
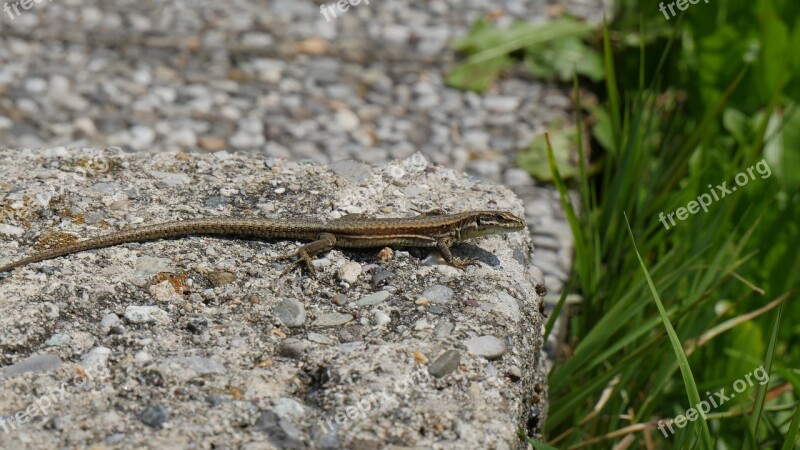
<box><xmin>459</xmin><ymin>210</ymin><xmax>526</xmax><ymax>240</ymax></box>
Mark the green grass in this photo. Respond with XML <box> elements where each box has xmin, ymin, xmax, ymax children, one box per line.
<box><xmin>449</xmin><ymin>0</ymin><xmax>799</xmax><ymax>448</ymax></box>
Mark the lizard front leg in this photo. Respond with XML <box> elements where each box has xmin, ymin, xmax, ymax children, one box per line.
<box><xmin>413</xmin><ymin>207</ymin><xmax>448</xmax><ymax>216</ymax></box>
<box><xmin>436</xmin><ymin>239</ymin><xmax>479</xmax><ymax>270</ymax></box>
<box><xmin>278</xmin><ymin>233</ymin><xmax>337</xmax><ymax>276</ymax></box>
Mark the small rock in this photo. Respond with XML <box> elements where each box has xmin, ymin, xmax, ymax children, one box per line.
<box><xmin>148</xmin><ymin>170</ymin><xmax>190</xmax><ymax>186</ymax></box>
<box><xmin>337</xmin><ymin>262</ymin><xmax>361</xmax><ymax>283</ymax></box>
<box><xmin>327</xmin><ymin>159</ymin><xmax>371</xmax><ymax>183</ymax></box>
<box><xmin>419</xmin><ymin>285</ymin><xmax>454</xmax><ymax>304</ymax></box>
<box><xmin>529</xmin><ymin>265</ymin><xmax>545</xmax><ymax>285</ymax></box>
<box><xmin>134</xmin><ymin>351</ymin><xmax>151</xmax><ymax>363</ymax></box>
<box><xmin>307</xmin><ymin>332</ymin><xmax>336</xmax><ymax>345</ymax></box>
<box><xmin>433</xmin><ymin>320</ymin><xmax>454</xmax><ymax>339</ymax></box>
<box><xmin>435</xmin><ymin>265</ymin><xmax>461</xmax><ymax>277</ymax></box>
<box><xmin>355</xmin><ymin>290</ymin><xmax>390</xmax><ymax>307</ymax></box>
<box><xmin>206</xmin><ymin>394</ymin><xmax>233</xmax><ymax>407</ymax></box>
<box><xmin>274</xmin><ymin>298</ymin><xmax>306</xmax><ymax>328</ymax></box>
<box><xmin>316</xmin><ymin>427</ymin><xmax>339</xmax><ymax>450</ymax></box>
<box><xmin>149</xmin><ymin>280</ymin><xmax>183</xmax><ymax>303</ymax></box>
<box><xmin>484</xmin><ymin>95</ymin><xmax>520</xmax><ymax>113</ymax></box>
<box><xmin>339</xmin><ymin>342</ymin><xmax>363</xmax><ymax>353</ymax></box>
<box><xmin>169</xmin><ymin>129</ymin><xmax>197</xmax><ymax>148</ymax></box>
<box><xmin>0</xmin><ymin>224</ymin><xmax>24</xmax><ymax>236</ymax></box>
<box><xmin>198</xmin><ymin>136</ymin><xmax>227</xmax><ymax>151</ymax></box>
<box><xmin>81</xmin><ymin>346</ymin><xmax>111</xmax><ymax>373</ymax></box>
<box><xmin>331</xmin><ymin>293</ymin><xmax>350</xmax><ymax>306</ymax></box>
<box><xmin>507</xmin><ymin>365</ymin><xmax>523</xmax><ymax>381</ymax></box>
<box><xmin>334</xmin><ymin>109</ymin><xmax>360</xmax><ymax>131</ymax></box>
<box><xmin>336</xmin><ymin>325</ymin><xmax>365</xmax><ymax>343</ymax></box>
<box><xmin>130</xmin><ymin>126</ymin><xmax>156</xmax><ymax>151</ymax></box>
<box><xmin>255</xmin><ymin>410</ymin><xmax>304</xmax><ymax>449</ymax></box>
<box><xmin>272</xmin><ymin>397</ymin><xmax>306</xmax><ymax>422</ymax></box>
<box><xmin>25</xmin><ymin>78</ymin><xmax>47</xmax><ymax>93</ymax></box>
<box><xmin>186</xmin><ymin>317</ymin><xmax>208</xmax><ymax>334</ymax></box>
<box><xmin>464</xmin><ymin>335</ymin><xmax>508</xmax><ymax>360</ymax></box>
<box><xmin>204</xmin><ymin>196</ymin><xmax>231</xmax><ymax>208</ymax></box>
<box><xmin>139</xmin><ymin>405</ymin><xmax>169</xmax><ymax>429</ymax></box>
<box><xmin>312</xmin><ymin>313</ymin><xmax>353</xmax><ymax>328</ymax></box>
<box><xmin>133</xmin><ymin>256</ymin><xmax>174</xmax><ymax>278</ymax></box>
<box><xmin>378</xmin><ymin>247</ymin><xmax>394</xmax><ymax>262</ymax></box>
<box><xmin>429</xmin><ymin>350</ymin><xmax>461</xmax><ymax>378</ymax></box>
<box><xmin>0</xmin><ymin>354</ymin><xmax>62</xmax><ymax>380</ymax></box>
<box><xmin>160</xmin><ymin>357</ymin><xmax>226</xmax><ymax>380</ymax></box>
<box><xmin>371</xmin><ymin>269</ymin><xmax>395</xmax><ymax>287</ymax></box>
<box><xmin>413</xmin><ymin>319</ymin><xmax>432</xmax><ymax>331</ymax></box>
<box><xmin>208</xmin><ymin>270</ymin><xmax>236</xmax><ymax>287</ymax></box>
<box><xmin>494</xmin><ymin>291</ymin><xmax>521</xmax><ymax>322</ymax></box>
<box><xmin>372</xmin><ymin>310</ymin><xmax>391</xmax><ymax>326</ymax></box>
<box><xmin>124</xmin><ymin>305</ymin><xmax>170</xmax><ymax>325</ymax></box>
<box><xmin>280</xmin><ymin>338</ymin><xmax>310</xmax><ymax>359</ymax></box>
<box><xmin>101</xmin><ymin>313</ymin><xmax>120</xmax><ymax>331</ymax></box>
<box><xmin>45</xmin><ymin>333</ymin><xmax>71</xmax><ymax>347</ymax></box>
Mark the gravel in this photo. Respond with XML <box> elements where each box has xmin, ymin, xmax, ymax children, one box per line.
<box><xmin>0</xmin><ymin>0</ymin><xmax>597</xmax><ymax>444</ymax></box>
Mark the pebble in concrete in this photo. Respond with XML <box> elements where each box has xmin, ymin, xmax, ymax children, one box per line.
<box><xmin>312</xmin><ymin>312</ymin><xmax>354</xmax><ymax>328</ymax></box>
<box><xmin>464</xmin><ymin>335</ymin><xmax>508</xmax><ymax>360</ymax></box>
<box><xmin>419</xmin><ymin>284</ymin><xmax>454</xmax><ymax>304</ymax></box>
<box><xmin>124</xmin><ymin>305</ymin><xmax>170</xmax><ymax>325</ymax></box>
<box><xmin>274</xmin><ymin>298</ymin><xmax>307</xmax><ymax>328</ymax></box>
<box><xmin>428</xmin><ymin>349</ymin><xmax>461</xmax><ymax>378</ymax></box>
<box><xmin>355</xmin><ymin>290</ymin><xmax>390</xmax><ymax>307</ymax></box>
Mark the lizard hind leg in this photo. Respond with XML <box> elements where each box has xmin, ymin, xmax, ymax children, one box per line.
<box><xmin>277</xmin><ymin>233</ymin><xmax>337</xmax><ymax>277</ymax></box>
<box><xmin>436</xmin><ymin>239</ymin><xmax>480</xmax><ymax>270</ymax></box>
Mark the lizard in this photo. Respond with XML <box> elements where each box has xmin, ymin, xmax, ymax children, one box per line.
<box><xmin>0</xmin><ymin>210</ymin><xmax>526</xmax><ymax>276</ymax></box>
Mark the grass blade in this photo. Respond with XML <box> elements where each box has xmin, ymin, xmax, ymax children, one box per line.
<box><xmin>749</xmin><ymin>301</ymin><xmax>784</xmax><ymax>439</ymax></box>
<box><xmin>624</xmin><ymin>212</ymin><xmax>714</xmax><ymax>450</ymax></box>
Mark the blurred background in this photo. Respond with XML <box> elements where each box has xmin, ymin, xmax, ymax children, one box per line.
<box><xmin>1</xmin><ymin>0</ymin><xmax>798</xmax><ymax>448</ymax></box>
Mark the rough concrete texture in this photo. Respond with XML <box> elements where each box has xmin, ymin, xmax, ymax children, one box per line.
<box><xmin>0</xmin><ymin>148</ymin><xmax>546</xmax><ymax>449</ymax></box>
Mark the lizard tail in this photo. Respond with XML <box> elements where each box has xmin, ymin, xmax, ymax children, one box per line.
<box><xmin>0</xmin><ymin>219</ymin><xmax>265</xmax><ymax>274</ymax></box>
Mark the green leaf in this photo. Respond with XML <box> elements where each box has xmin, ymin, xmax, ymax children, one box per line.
<box><xmin>722</xmin><ymin>108</ymin><xmax>753</xmax><ymax>146</ymax></box>
<box><xmin>445</xmin><ymin>55</ymin><xmax>513</xmax><ymax>93</ymax></box>
<box><xmin>517</xmin><ymin>127</ymin><xmax>581</xmax><ymax>181</ymax></box>
<box><xmin>447</xmin><ymin>17</ymin><xmax>594</xmax><ymax>92</ymax></box>
<box><xmin>524</xmin><ymin>35</ymin><xmax>604</xmax><ymax>82</ymax></box>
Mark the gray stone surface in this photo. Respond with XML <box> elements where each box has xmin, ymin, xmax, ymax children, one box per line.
<box><xmin>0</xmin><ymin>148</ymin><xmax>546</xmax><ymax>449</ymax></box>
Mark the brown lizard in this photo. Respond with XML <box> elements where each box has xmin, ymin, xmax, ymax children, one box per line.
<box><xmin>0</xmin><ymin>210</ymin><xmax>526</xmax><ymax>276</ymax></box>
